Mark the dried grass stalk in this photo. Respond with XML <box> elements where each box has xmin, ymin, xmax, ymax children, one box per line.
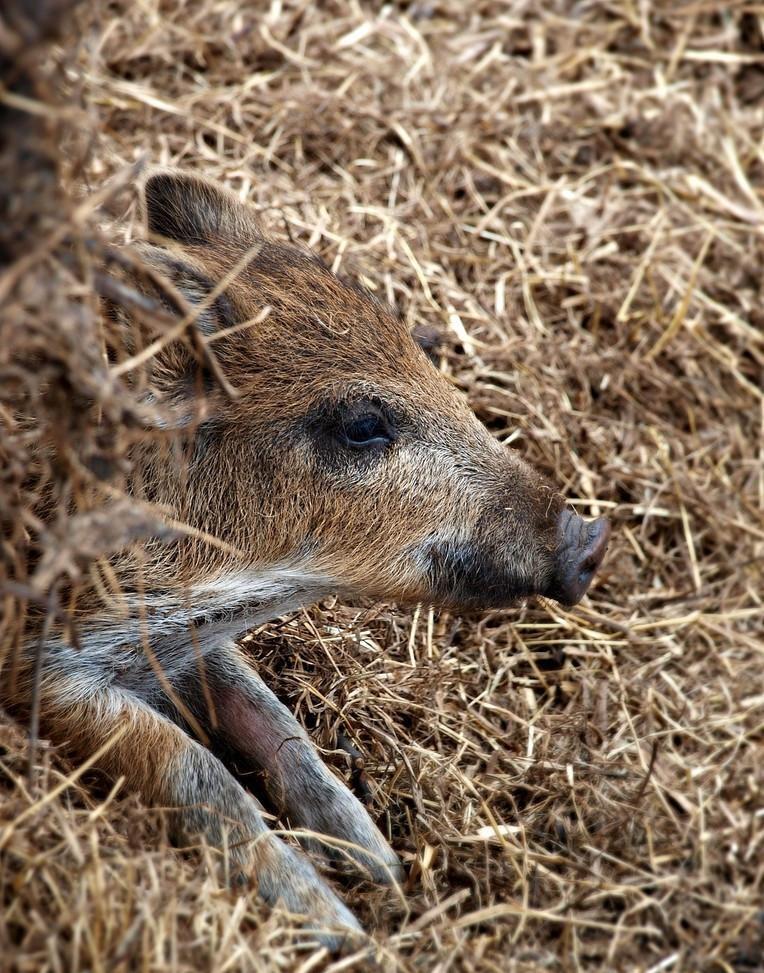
<box><xmin>1</xmin><ymin>2</ymin><xmax>762</xmax><ymax>971</ymax></box>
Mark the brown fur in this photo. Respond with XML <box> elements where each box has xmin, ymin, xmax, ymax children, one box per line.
<box><xmin>3</xmin><ymin>172</ymin><xmax>608</xmax><ymax>946</ymax></box>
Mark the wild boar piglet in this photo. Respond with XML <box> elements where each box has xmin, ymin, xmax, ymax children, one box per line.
<box><xmin>5</xmin><ymin>172</ymin><xmax>610</xmax><ymax>947</ymax></box>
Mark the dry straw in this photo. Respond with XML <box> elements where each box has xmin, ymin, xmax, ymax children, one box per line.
<box><xmin>1</xmin><ymin>1</ymin><xmax>762</xmax><ymax>971</ymax></box>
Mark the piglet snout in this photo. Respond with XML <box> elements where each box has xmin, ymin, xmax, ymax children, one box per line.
<box><xmin>545</xmin><ymin>509</ymin><xmax>611</xmax><ymax>606</ymax></box>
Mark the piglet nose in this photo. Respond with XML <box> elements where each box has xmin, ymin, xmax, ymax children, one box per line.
<box><xmin>547</xmin><ymin>509</ymin><xmax>611</xmax><ymax>606</ymax></box>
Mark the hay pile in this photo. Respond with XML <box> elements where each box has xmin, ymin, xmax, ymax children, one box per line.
<box><xmin>1</xmin><ymin>1</ymin><xmax>762</xmax><ymax>970</ymax></box>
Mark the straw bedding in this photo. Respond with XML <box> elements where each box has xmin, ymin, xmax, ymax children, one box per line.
<box><xmin>0</xmin><ymin>1</ymin><xmax>761</xmax><ymax>970</ymax></box>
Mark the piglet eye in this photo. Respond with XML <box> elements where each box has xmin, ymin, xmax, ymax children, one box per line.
<box><xmin>311</xmin><ymin>397</ymin><xmax>397</xmax><ymax>455</ymax></box>
<box><xmin>342</xmin><ymin>410</ymin><xmax>392</xmax><ymax>448</ymax></box>
<box><xmin>319</xmin><ymin>399</ymin><xmax>396</xmax><ymax>452</ymax></box>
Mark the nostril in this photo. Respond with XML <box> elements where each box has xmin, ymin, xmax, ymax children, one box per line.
<box><xmin>548</xmin><ymin>513</ymin><xmax>611</xmax><ymax>606</ymax></box>
<box><xmin>579</xmin><ymin>552</ymin><xmax>599</xmax><ymax>575</ymax></box>
<box><xmin>581</xmin><ymin>518</ymin><xmax>610</xmax><ymax>570</ymax></box>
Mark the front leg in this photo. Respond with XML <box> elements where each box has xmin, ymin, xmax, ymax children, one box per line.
<box><xmin>32</xmin><ymin>679</ymin><xmax>363</xmax><ymax>947</ymax></box>
<box><xmin>205</xmin><ymin>643</ymin><xmax>403</xmax><ymax>885</ymax></box>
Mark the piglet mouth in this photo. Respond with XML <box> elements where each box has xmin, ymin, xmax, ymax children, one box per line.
<box><xmin>418</xmin><ymin>540</ymin><xmax>538</xmax><ymax>611</ymax></box>
<box><xmin>542</xmin><ymin>509</ymin><xmax>611</xmax><ymax>606</ymax></box>
<box><xmin>415</xmin><ymin>512</ymin><xmax>610</xmax><ymax>612</ymax></box>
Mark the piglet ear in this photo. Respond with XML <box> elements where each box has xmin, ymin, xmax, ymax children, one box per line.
<box><xmin>135</xmin><ymin>242</ymin><xmax>237</xmax><ymax>337</ymax></box>
<box><xmin>143</xmin><ymin>170</ymin><xmax>259</xmax><ymax>247</ymax></box>
<box><xmin>411</xmin><ymin>323</ymin><xmax>443</xmax><ymax>364</ymax></box>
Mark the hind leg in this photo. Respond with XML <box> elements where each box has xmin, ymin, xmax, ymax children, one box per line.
<box><xmin>202</xmin><ymin>642</ymin><xmax>403</xmax><ymax>885</ymax></box>
<box><xmin>36</xmin><ymin>680</ymin><xmax>363</xmax><ymax>946</ymax></box>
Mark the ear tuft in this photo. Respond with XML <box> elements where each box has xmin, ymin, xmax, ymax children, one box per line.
<box><xmin>143</xmin><ymin>171</ymin><xmax>257</xmax><ymax>246</ymax></box>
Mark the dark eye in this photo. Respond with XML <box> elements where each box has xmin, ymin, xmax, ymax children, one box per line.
<box><xmin>321</xmin><ymin>399</ymin><xmax>396</xmax><ymax>451</ymax></box>
<box><xmin>342</xmin><ymin>411</ymin><xmax>390</xmax><ymax>447</ymax></box>
<box><xmin>309</xmin><ymin>397</ymin><xmax>398</xmax><ymax>455</ymax></box>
